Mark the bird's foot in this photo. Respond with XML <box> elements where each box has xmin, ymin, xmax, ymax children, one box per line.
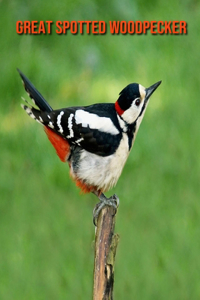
<box><xmin>93</xmin><ymin>192</ymin><xmax>119</xmax><ymax>226</ymax></box>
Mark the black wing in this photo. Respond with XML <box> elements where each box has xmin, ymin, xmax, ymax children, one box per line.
<box><xmin>18</xmin><ymin>69</ymin><xmax>122</xmax><ymax>157</ymax></box>
<box><xmin>31</xmin><ymin>104</ymin><xmax>123</xmax><ymax>157</ymax></box>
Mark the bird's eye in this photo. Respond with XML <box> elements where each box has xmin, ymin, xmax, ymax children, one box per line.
<box><xmin>135</xmin><ymin>98</ymin><xmax>141</xmax><ymax>106</ymax></box>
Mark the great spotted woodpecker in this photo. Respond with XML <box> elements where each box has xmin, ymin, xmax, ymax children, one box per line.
<box><xmin>18</xmin><ymin>69</ymin><xmax>161</xmax><ymax>222</ymax></box>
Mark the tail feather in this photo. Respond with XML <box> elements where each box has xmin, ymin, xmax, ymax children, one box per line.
<box><xmin>21</xmin><ymin>103</ymin><xmax>54</xmax><ymax>127</ymax></box>
<box><xmin>17</xmin><ymin>69</ymin><xmax>53</xmax><ymax>112</ymax></box>
<box><xmin>18</xmin><ymin>70</ymin><xmax>71</xmax><ymax>163</ymax></box>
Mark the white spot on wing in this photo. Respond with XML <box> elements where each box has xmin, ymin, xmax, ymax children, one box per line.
<box><xmin>48</xmin><ymin>122</ymin><xmax>54</xmax><ymax>128</ymax></box>
<box><xmin>24</xmin><ymin>107</ymin><xmax>36</xmax><ymax>120</ymax></box>
<box><xmin>57</xmin><ymin>111</ymin><xmax>64</xmax><ymax>133</ymax></box>
<box><xmin>75</xmin><ymin>137</ymin><xmax>84</xmax><ymax>145</ymax></box>
<box><xmin>39</xmin><ymin>116</ymin><xmax>43</xmax><ymax>122</ymax></box>
<box><xmin>66</xmin><ymin>113</ymin><xmax>74</xmax><ymax>138</ymax></box>
<box><xmin>21</xmin><ymin>105</ymin><xmax>44</xmax><ymax>126</ymax></box>
<box><xmin>75</xmin><ymin>110</ymin><xmax>119</xmax><ymax>135</ymax></box>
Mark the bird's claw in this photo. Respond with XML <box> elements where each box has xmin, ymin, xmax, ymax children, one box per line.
<box><xmin>93</xmin><ymin>194</ymin><xmax>119</xmax><ymax>226</ymax></box>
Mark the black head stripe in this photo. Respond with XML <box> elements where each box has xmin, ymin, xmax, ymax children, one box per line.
<box><xmin>127</xmin><ymin>122</ymin><xmax>136</xmax><ymax>150</ymax></box>
<box><xmin>118</xmin><ymin>83</ymin><xmax>140</xmax><ymax>111</ymax></box>
<box><xmin>137</xmin><ymin>101</ymin><xmax>146</xmax><ymax>120</ymax></box>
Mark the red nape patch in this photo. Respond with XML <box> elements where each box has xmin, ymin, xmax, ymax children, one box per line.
<box><xmin>44</xmin><ymin>127</ymin><xmax>70</xmax><ymax>162</ymax></box>
<box><xmin>115</xmin><ymin>101</ymin><xmax>124</xmax><ymax>116</ymax></box>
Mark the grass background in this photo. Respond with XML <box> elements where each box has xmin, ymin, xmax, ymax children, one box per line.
<box><xmin>0</xmin><ymin>0</ymin><xmax>200</xmax><ymax>299</ymax></box>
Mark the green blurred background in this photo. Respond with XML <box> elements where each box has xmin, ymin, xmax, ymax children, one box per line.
<box><xmin>0</xmin><ymin>0</ymin><xmax>200</xmax><ymax>299</ymax></box>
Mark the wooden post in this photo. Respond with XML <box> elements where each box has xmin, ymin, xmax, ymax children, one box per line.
<box><xmin>93</xmin><ymin>205</ymin><xmax>119</xmax><ymax>300</ymax></box>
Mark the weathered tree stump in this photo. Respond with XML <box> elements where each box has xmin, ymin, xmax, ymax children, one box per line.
<box><xmin>93</xmin><ymin>205</ymin><xmax>119</xmax><ymax>300</ymax></box>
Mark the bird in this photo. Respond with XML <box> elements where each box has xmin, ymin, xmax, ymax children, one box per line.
<box><xmin>18</xmin><ymin>69</ymin><xmax>161</xmax><ymax>223</ymax></box>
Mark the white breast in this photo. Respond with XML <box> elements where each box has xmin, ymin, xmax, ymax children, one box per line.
<box><xmin>70</xmin><ymin>133</ymin><xmax>130</xmax><ymax>192</ymax></box>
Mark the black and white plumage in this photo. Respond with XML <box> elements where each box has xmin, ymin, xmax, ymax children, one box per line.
<box><xmin>18</xmin><ymin>69</ymin><xmax>161</xmax><ymax>219</ymax></box>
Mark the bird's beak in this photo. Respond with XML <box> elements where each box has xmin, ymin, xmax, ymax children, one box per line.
<box><xmin>145</xmin><ymin>81</ymin><xmax>162</xmax><ymax>102</ymax></box>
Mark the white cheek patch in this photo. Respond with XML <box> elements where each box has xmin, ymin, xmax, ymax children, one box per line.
<box><xmin>121</xmin><ymin>85</ymin><xmax>147</xmax><ymax>125</ymax></box>
<box><xmin>121</xmin><ymin>103</ymin><xmax>140</xmax><ymax>124</ymax></box>
<box><xmin>75</xmin><ymin>110</ymin><xmax>119</xmax><ymax>135</ymax></box>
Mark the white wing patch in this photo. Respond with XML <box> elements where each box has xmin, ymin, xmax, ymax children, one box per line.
<box><xmin>75</xmin><ymin>110</ymin><xmax>119</xmax><ymax>135</ymax></box>
<box><xmin>39</xmin><ymin>116</ymin><xmax>43</xmax><ymax>123</ymax></box>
